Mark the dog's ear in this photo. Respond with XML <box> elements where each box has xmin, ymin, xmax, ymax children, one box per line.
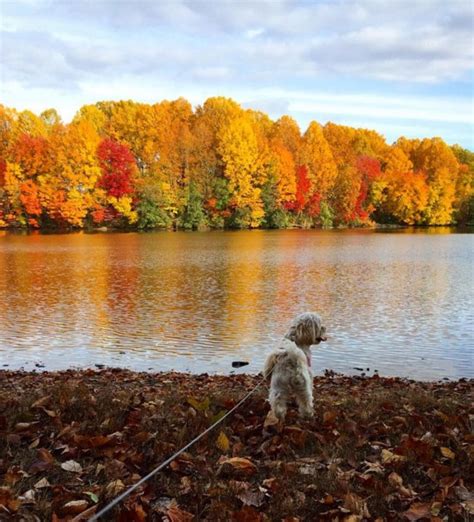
<box><xmin>296</xmin><ymin>320</ymin><xmax>317</xmax><ymax>346</ymax></box>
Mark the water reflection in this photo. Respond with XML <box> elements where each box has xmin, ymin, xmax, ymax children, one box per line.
<box><xmin>0</xmin><ymin>229</ymin><xmax>472</xmax><ymax>380</ymax></box>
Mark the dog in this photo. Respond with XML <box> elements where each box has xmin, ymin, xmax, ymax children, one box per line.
<box><xmin>263</xmin><ymin>312</ymin><xmax>327</xmax><ymax>421</ymax></box>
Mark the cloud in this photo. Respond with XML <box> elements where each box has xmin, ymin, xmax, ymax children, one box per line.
<box><xmin>1</xmin><ymin>0</ymin><xmax>472</xmax><ymax>147</ymax></box>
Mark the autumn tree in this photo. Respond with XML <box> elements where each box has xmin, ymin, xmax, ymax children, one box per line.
<box><xmin>217</xmin><ymin>114</ymin><xmax>264</xmax><ymax>228</ymax></box>
<box><xmin>299</xmin><ymin>122</ymin><xmax>337</xmax><ymax>221</ymax></box>
<box><xmin>451</xmin><ymin>145</ymin><xmax>474</xmax><ymax>224</ymax></box>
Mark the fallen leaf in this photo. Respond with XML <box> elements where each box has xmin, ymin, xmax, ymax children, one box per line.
<box><xmin>70</xmin><ymin>505</ymin><xmax>98</xmax><ymax>521</ymax></box>
<box><xmin>323</xmin><ymin>410</ymin><xmax>337</xmax><ymax>424</ymax></box>
<box><xmin>61</xmin><ymin>460</ymin><xmax>82</xmax><ymax>473</ymax></box>
<box><xmin>462</xmin><ymin>500</ymin><xmax>474</xmax><ymax>515</ymax></box>
<box><xmin>403</xmin><ymin>502</ymin><xmax>431</xmax><ymax>521</ymax></box>
<box><xmin>167</xmin><ymin>500</ymin><xmax>194</xmax><ymax>521</ymax></box>
<box><xmin>388</xmin><ymin>471</ymin><xmax>403</xmax><ymax>487</ymax></box>
<box><xmin>263</xmin><ymin>410</ymin><xmax>279</xmax><ymax>429</ymax></box>
<box><xmin>15</xmin><ymin>421</ymin><xmax>38</xmax><ymax>431</ymax></box>
<box><xmin>187</xmin><ymin>397</ymin><xmax>210</xmax><ymax>412</ymax></box>
<box><xmin>4</xmin><ymin>466</ymin><xmax>27</xmax><ymax>485</ymax></box>
<box><xmin>31</xmin><ymin>395</ymin><xmax>51</xmax><ymax>408</ymax></box>
<box><xmin>232</xmin><ymin>505</ymin><xmax>263</xmax><ymax>522</ymax></box>
<box><xmin>216</xmin><ymin>431</ymin><xmax>230</xmax><ymax>452</ymax></box>
<box><xmin>20</xmin><ymin>489</ymin><xmax>36</xmax><ymax>502</ymax></box>
<box><xmin>105</xmin><ymin>479</ymin><xmax>125</xmax><ymax>498</ymax></box>
<box><xmin>343</xmin><ymin>492</ymin><xmax>370</xmax><ymax>518</ymax></box>
<box><xmin>0</xmin><ymin>487</ymin><xmax>20</xmax><ymax>512</ymax></box>
<box><xmin>84</xmin><ymin>491</ymin><xmax>99</xmax><ymax>503</ymax></box>
<box><xmin>381</xmin><ymin>449</ymin><xmax>406</xmax><ymax>464</ymax></box>
<box><xmin>440</xmin><ymin>447</ymin><xmax>455</xmax><ymax>460</ymax></box>
<box><xmin>34</xmin><ymin>477</ymin><xmax>50</xmax><ymax>489</ymax></box>
<box><xmin>218</xmin><ymin>457</ymin><xmax>258</xmax><ymax>477</ymax></box>
<box><xmin>62</xmin><ymin>500</ymin><xmax>89</xmax><ymax>515</ymax></box>
<box><xmin>42</xmin><ymin>408</ymin><xmax>58</xmax><ymax>418</ymax></box>
<box><xmin>38</xmin><ymin>448</ymin><xmax>54</xmax><ymax>463</ymax></box>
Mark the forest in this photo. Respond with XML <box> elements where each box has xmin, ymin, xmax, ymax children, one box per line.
<box><xmin>0</xmin><ymin>97</ymin><xmax>472</xmax><ymax>231</ymax></box>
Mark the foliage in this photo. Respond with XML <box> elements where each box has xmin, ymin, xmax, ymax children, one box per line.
<box><xmin>0</xmin><ymin>369</ymin><xmax>471</xmax><ymax>520</ymax></box>
<box><xmin>0</xmin><ymin>99</ymin><xmax>470</xmax><ymax>230</ymax></box>
<box><xmin>179</xmin><ymin>181</ymin><xmax>207</xmax><ymax>230</ymax></box>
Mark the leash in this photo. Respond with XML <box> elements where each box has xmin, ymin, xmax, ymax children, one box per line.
<box><xmin>88</xmin><ymin>371</ymin><xmax>272</xmax><ymax>521</ymax></box>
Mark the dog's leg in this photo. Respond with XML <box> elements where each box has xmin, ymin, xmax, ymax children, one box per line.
<box><xmin>296</xmin><ymin>389</ymin><xmax>313</xmax><ymax>419</ymax></box>
<box><xmin>270</xmin><ymin>390</ymin><xmax>287</xmax><ymax>421</ymax></box>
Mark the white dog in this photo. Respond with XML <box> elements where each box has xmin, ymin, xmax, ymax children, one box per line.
<box><xmin>263</xmin><ymin>312</ymin><xmax>327</xmax><ymax>420</ymax></box>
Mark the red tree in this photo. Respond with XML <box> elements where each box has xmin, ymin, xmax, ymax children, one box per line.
<box><xmin>352</xmin><ymin>156</ymin><xmax>381</xmax><ymax>221</ymax></box>
<box><xmin>97</xmin><ymin>138</ymin><xmax>136</xmax><ymax>198</ymax></box>
<box><xmin>285</xmin><ymin>165</ymin><xmax>310</xmax><ymax>213</ymax></box>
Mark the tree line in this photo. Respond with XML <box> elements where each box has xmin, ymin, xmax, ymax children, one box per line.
<box><xmin>0</xmin><ymin>97</ymin><xmax>472</xmax><ymax>231</ymax></box>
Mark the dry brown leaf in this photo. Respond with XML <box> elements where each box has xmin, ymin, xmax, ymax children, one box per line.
<box><xmin>462</xmin><ymin>500</ymin><xmax>474</xmax><ymax>515</ymax></box>
<box><xmin>31</xmin><ymin>395</ymin><xmax>51</xmax><ymax>408</ymax></box>
<box><xmin>166</xmin><ymin>500</ymin><xmax>194</xmax><ymax>522</ymax></box>
<box><xmin>403</xmin><ymin>502</ymin><xmax>431</xmax><ymax>521</ymax></box>
<box><xmin>0</xmin><ymin>487</ymin><xmax>20</xmax><ymax>513</ymax></box>
<box><xmin>231</xmin><ymin>505</ymin><xmax>263</xmax><ymax>522</ymax></box>
<box><xmin>343</xmin><ymin>492</ymin><xmax>370</xmax><ymax>518</ymax></box>
<box><xmin>263</xmin><ymin>410</ymin><xmax>279</xmax><ymax>429</ymax></box>
<box><xmin>105</xmin><ymin>479</ymin><xmax>125</xmax><ymax>498</ymax></box>
<box><xmin>388</xmin><ymin>471</ymin><xmax>403</xmax><ymax>487</ymax></box>
<box><xmin>381</xmin><ymin>449</ymin><xmax>406</xmax><ymax>464</ymax></box>
<box><xmin>62</xmin><ymin>500</ymin><xmax>89</xmax><ymax>515</ymax></box>
<box><xmin>219</xmin><ymin>457</ymin><xmax>257</xmax><ymax>477</ymax></box>
<box><xmin>70</xmin><ymin>505</ymin><xmax>98</xmax><ymax>521</ymax></box>
<box><xmin>323</xmin><ymin>410</ymin><xmax>337</xmax><ymax>424</ymax></box>
<box><xmin>236</xmin><ymin>487</ymin><xmax>265</xmax><ymax>508</ymax></box>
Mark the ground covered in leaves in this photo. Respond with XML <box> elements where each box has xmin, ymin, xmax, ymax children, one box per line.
<box><xmin>0</xmin><ymin>369</ymin><xmax>472</xmax><ymax>521</ymax></box>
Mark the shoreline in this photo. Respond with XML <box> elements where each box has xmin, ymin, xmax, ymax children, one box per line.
<box><xmin>1</xmin><ymin>223</ymin><xmax>473</xmax><ymax>235</ymax></box>
<box><xmin>1</xmin><ymin>369</ymin><xmax>472</xmax><ymax>520</ymax></box>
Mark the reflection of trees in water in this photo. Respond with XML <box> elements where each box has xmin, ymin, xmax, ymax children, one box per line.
<box><xmin>220</xmin><ymin>231</ymin><xmax>265</xmax><ymax>349</ymax></box>
<box><xmin>0</xmin><ymin>230</ymin><xmax>472</xmax><ymax>378</ymax></box>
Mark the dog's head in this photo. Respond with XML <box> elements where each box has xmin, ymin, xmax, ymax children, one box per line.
<box><xmin>285</xmin><ymin>312</ymin><xmax>327</xmax><ymax>347</ymax></box>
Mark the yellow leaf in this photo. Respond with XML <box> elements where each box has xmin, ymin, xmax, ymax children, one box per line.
<box><xmin>187</xmin><ymin>397</ymin><xmax>210</xmax><ymax>412</ymax></box>
<box><xmin>381</xmin><ymin>449</ymin><xmax>405</xmax><ymax>464</ymax></box>
<box><xmin>216</xmin><ymin>431</ymin><xmax>230</xmax><ymax>452</ymax></box>
<box><xmin>440</xmin><ymin>447</ymin><xmax>455</xmax><ymax>459</ymax></box>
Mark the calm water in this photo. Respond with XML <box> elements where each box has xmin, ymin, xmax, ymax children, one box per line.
<box><xmin>0</xmin><ymin>229</ymin><xmax>472</xmax><ymax>380</ymax></box>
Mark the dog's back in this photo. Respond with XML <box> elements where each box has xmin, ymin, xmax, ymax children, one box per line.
<box><xmin>267</xmin><ymin>339</ymin><xmax>310</xmax><ymax>385</ymax></box>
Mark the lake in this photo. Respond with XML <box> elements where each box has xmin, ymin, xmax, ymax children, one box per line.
<box><xmin>0</xmin><ymin>229</ymin><xmax>472</xmax><ymax>380</ymax></box>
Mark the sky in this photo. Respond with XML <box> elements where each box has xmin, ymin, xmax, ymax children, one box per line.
<box><xmin>1</xmin><ymin>0</ymin><xmax>473</xmax><ymax>148</ymax></box>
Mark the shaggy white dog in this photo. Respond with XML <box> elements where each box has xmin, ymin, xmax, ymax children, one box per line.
<box><xmin>263</xmin><ymin>312</ymin><xmax>327</xmax><ymax>420</ymax></box>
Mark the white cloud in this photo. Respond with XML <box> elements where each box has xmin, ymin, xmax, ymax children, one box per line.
<box><xmin>0</xmin><ymin>0</ymin><xmax>472</xmax><ymax>147</ymax></box>
<box><xmin>244</xmin><ymin>28</ymin><xmax>265</xmax><ymax>39</ymax></box>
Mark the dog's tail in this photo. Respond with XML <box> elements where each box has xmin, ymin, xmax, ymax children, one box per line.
<box><xmin>263</xmin><ymin>351</ymin><xmax>281</xmax><ymax>381</ymax></box>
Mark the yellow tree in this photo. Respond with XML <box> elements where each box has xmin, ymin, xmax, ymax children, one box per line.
<box><xmin>43</xmin><ymin>120</ymin><xmax>101</xmax><ymax>227</ymax></box>
<box><xmin>72</xmin><ymin>105</ymin><xmax>107</xmax><ymax>135</ymax></box>
<box><xmin>271</xmin><ymin>142</ymin><xmax>296</xmax><ymax>206</ymax></box>
<box><xmin>413</xmin><ymin>138</ymin><xmax>459</xmax><ymax>225</ymax></box>
<box><xmin>323</xmin><ymin>123</ymin><xmax>359</xmax><ymax>223</ymax></box>
<box><xmin>188</xmin><ymin>97</ymin><xmax>243</xmax><ymax>225</ymax></box>
<box><xmin>381</xmin><ymin>170</ymin><xmax>429</xmax><ymax>225</ymax></box>
<box><xmin>451</xmin><ymin>145</ymin><xmax>474</xmax><ymax>224</ymax></box>
<box><xmin>299</xmin><ymin>121</ymin><xmax>337</xmax><ymax>203</ymax></box>
<box><xmin>272</xmin><ymin>115</ymin><xmax>301</xmax><ymax>158</ymax></box>
<box><xmin>217</xmin><ymin>114</ymin><xmax>264</xmax><ymax>227</ymax></box>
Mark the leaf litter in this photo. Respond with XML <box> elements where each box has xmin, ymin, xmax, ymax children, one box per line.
<box><xmin>0</xmin><ymin>368</ymin><xmax>472</xmax><ymax>520</ymax></box>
